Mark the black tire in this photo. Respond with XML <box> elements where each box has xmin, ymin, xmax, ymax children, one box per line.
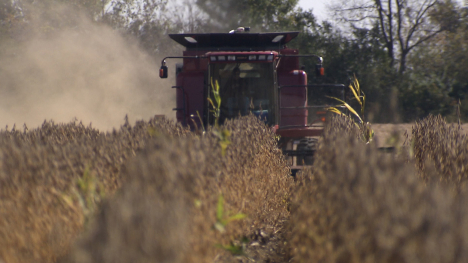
<box><xmin>296</xmin><ymin>137</ymin><xmax>318</xmax><ymax>165</ymax></box>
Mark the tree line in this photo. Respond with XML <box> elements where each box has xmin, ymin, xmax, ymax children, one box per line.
<box><xmin>1</xmin><ymin>0</ymin><xmax>467</xmax><ymax>122</ymax></box>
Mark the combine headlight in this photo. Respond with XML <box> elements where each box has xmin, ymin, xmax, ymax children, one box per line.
<box><xmin>249</xmin><ymin>55</ymin><xmax>256</xmax><ymax>60</ymax></box>
<box><xmin>258</xmin><ymin>55</ymin><xmax>266</xmax><ymax>60</ymax></box>
<box><xmin>267</xmin><ymin>54</ymin><xmax>274</xmax><ymax>61</ymax></box>
<box><xmin>210</xmin><ymin>56</ymin><xmax>216</xmax><ymax>62</ymax></box>
<box><xmin>272</xmin><ymin>35</ymin><xmax>284</xmax><ymax>43</ymax></box>
<box><xmin>184</xmin><ymin>36</ymin><xmax>197</xmax><ymax>43</ymax></box>
<box><xmin>227</xmin><ymin>55</ymin><xmax>236</xmax><ymax>61</ymax></box>
<box><xmin>218</xmin><ymin>56</ymin><xmax>226</xmax><ymax>61</ymax></box>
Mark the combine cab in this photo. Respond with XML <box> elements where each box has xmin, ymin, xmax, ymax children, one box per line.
<box><xmin>159</xmin><ymin>28</ymin><xmax>345</xmax><ymax>172</ymax></box>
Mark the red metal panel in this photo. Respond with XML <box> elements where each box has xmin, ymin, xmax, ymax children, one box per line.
<box><xmin>175</xmin><ymin>73</ymin><xmax>184</xmax><ymax>124</ymax></box>
<box><xmin>183</xmin><ymin>51</ymin><xmax>209</xmax><ymax>72</ymax></box>
<box><xmin>278</xmin><ymin>48</ymin><xmax>299</xmax><ymax>71</ymax></box>
<box><xmin>278</xmin><ymin>70</ymin><xmax>308</xmax><ymax>127</ymax></box>
<box><xmin>175</xmin><ymin>71</ymin><xmax>205</xmax><ymax>128</ymax></box>
<box><xmin>275</xmin><ymin>127</ymin><xmax>323</xmax><ymax>138</ymax></box>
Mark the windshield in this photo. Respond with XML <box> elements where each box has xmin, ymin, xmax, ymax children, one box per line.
<box><xmin>209</xmin><ymin>62</ymin><xmax>275</xmax><ymax>125</ymax></box>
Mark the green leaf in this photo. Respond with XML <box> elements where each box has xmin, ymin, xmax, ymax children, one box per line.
<box><xmin>216</xmin><ymin>243</ymin><xmax>244</xmax><ymax>255</ymax></box>
<box><xmin>227</xmin><ymin>213</ymin><xmax>247</xmax><ymax>222</ymax></box>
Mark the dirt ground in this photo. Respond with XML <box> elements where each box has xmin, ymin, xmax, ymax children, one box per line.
<box><xmin>371</xmin><ymin>123</ymin><xmax>468</xmax><ymax>147</ymax></box>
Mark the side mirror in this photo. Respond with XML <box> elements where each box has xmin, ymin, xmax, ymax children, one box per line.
<box><xmin>315</xmin><ymin>64</ymin><xmax>324</xmax><ymax>77</ymax></box>
<box><xmin>159</xmin><ymin>65</ymin><xmax>168</xmax><ymax>78</ymax></box>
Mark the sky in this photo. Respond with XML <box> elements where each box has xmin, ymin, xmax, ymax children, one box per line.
<box><xmin>298</xmin><ymin>0</ymin><xmax>467</xmax><ymax>22</ymax></box>
<box><xmin>298</xmin><ymin>0</ymin><xmax>328</xmax><ymax>21</ymax></box>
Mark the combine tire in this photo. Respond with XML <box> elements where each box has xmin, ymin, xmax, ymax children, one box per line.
<box><xmin>296</xmin><ymin>138</ymin><xmax>318</xmax><ymax>165</ymax></box>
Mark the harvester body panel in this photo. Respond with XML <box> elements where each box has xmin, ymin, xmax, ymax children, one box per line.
<box><xmin>163</xmin><ymin>31</ymin><xmax>346</xmax><ymax>170</ymax></box>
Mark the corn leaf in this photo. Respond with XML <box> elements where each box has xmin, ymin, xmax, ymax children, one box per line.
<box><xmin>207</xmin><ymin>98</ymin><xmax>215</xmax><ymax>108</ymax></box>
<box><xmin>353</xmin><ymin>75</ymin><xmax>360</xmax><ymax>94</ymax></box>
<box><xmin>325</xmin><ymin>107</ymin><xmax>346</xmax><ymax>116</ymax></box>
<box><xmin>349</xmin><ymin>81</ymin><xmax>362</xmax><ymax>107</ymax></box>
<box><xmin>342</xmin><ymin>103</ymin><xmax>363</xmax><ymax>123</ymax></box>
<box><xmin>326</xmin><ymin>96</ymin><xmax>363</xmax><ymax>123</ymax></box>
<box><xmin>329</xmin><ymin>99</ymin><xmax>362</xmax><ymax>123</ymax></box>
<box><xmin>361</xmin><ymin>90</ymin><xmax>366</xmax><ymax>117</ymax></box>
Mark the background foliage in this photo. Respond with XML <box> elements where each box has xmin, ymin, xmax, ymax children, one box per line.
<box><xmin>0</xmin><ymin>0</ymin><xmax>467</xmax><ymax>120</ymax></box>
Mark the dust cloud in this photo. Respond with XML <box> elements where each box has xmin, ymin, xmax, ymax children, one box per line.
<box><xmin>0</xmin><ymin>12</ymin><xmax>177</xmax><ymax>131</ymax></box>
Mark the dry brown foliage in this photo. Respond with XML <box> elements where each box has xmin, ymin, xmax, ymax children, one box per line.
<box><xmin>60</xmin><ymin>115</ymin><xmax>292</xmax><ymax>263</ymax></box>
<box><xmin>411</xmin><ymin>115</ymin><xmax>468</xmax><ymax>189</ymax></box>
<box><xmin>9</xmin><ymin>111</ymin><xmax>468</xmax><ymax>263</ymax></box>
<box><xmin>289</xmin><ymin>115</ymin><xmax>468</xmax><ymax>263</ymax></box>
<box><xmin>0</xmin><ymin>116</ymin><xmax>189</xmax><ymax>263</ymax></box>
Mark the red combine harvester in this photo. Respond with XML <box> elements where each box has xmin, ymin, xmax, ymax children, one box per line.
<box><xmin>159</xmin><ymin>28</ymin><xmax>345</xmax><ymax>173</ymax></box>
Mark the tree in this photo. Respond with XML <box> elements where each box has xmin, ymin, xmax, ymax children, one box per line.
<box><xmin>0</xmin><ymin>0</ymin><xmax>21</xmax><ymax>41</ymax></box>
<box><xmin>400</xmin><ymin>2</ymin><xmax>468</xmax><ymax>120</ymax></box>
<box><xmin>103</xmin><ymin>0</ymin><xmax>209</xmax><ymax>55</ymax></box>
<box><xmin>330</xmin><ymin>0</ymin><xmax>450</xmax><ymax>73</ymax></box>
<box><xmin>195</xmin><ymin>0</ymin><xmax>300</xmax><ymax>32</ymax></box>
<box><xmin>0</xmin><ymin>0</ymin><xmax>109</xmax><ymax>48</ymax></box>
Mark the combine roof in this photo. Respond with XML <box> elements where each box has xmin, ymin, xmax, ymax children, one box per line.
<box><xmin>169</xmin><ymin>32</ymin><xmax>299</xmax><ymax>51</ymax></box>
